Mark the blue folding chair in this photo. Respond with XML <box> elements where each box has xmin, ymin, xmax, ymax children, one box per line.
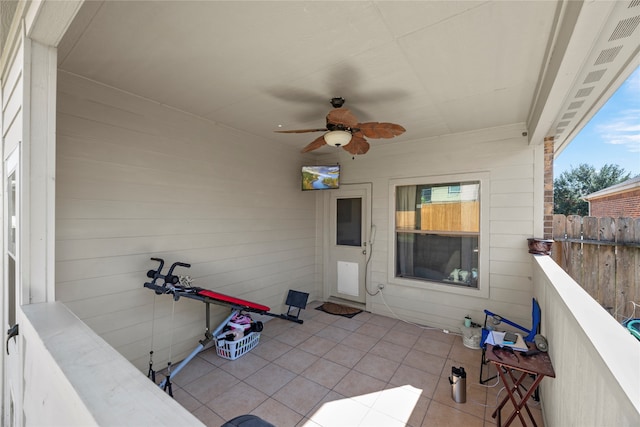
<box><xmin>479</xmin><ymin>298</ymin><xmax>541</xmax><ymax>384</ymax></box>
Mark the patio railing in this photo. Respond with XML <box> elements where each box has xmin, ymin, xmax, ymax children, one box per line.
<box><xmin>532</xmin><ymin>255</ymin><xmax>639</xmax><ymax>426</ymax></box>
<box><xmin>20</xmin><ymin>302</ymin><xmax>202</xmax><ymax>426</ymax></box>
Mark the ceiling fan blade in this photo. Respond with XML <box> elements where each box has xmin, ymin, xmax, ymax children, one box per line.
<box><xmin>343</xmin><ymin>135</ymin><xmax>370</xmax><ymax>155</ymax></box>
<box><xmin>301</xmin><ymin>135</ymin><xmax>327</xmax><ymax>153</ymax></box>
<box><xmin>275</xmin><ymin>128</ymin><xmax>327</xmax><ymax>134</ymax></box>
<box><xmin>327</xmin><ymin>108</ymin><xmax>359</xmax><ymax>127</ymax></box>
<box><xmin>357</xmin><ymin>122</ymin><xmax>406</xmax><ymax>139</ymax></box>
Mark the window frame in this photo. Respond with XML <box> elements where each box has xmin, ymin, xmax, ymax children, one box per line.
<box><xmin>388</xmin><ymin>172</ymin><xmax>490</xmax><ymax>298</ymax></box>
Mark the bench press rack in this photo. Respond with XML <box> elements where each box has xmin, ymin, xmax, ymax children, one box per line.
<box><xmin>143</xmin><ymin>258</ymin><xmax>308</xmax><ymax>395</ymax></box>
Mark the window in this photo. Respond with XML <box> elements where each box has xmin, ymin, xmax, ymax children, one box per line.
<box><xmin>394</xmin><ymin>180</ymin><xmax>481</xmax><ymax>289</ymax></box>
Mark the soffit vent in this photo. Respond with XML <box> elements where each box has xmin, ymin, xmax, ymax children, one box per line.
<box><xmin>567</xmin><ymin>101</ymin><xmax>584</xmax><ymax>110</ymax></box>
<box><xmin>629</xmin><ymin>0</ymin><xmax>640</xmax><ymax>9</ymax></box>
<box><xmin>594</xmin><ymin>45</ymin><xmax>623</xmax><ymax>65</ymax></box>
<box><xmin>583</xmin><ymin>69</ymin><xmax>606</xmax><ymax>84</ymax></box>
<box><xmin>557</xmin><ymin>121</ymin><xmax>570</xmax><ymax>128</ymax></box>
<box><xmin>575</xmin><ymin>87</ymin><xmax>594</xmax><ymax>98</ymax></box>
<box><xmin>562</xmin><ymin>112</ymin><xmax>577</xmax><ymax>120</ymax></box>
<box><xmin>609</xmin><ymin>15</ymin><xmax>640</xmax><ymax>41</ymax></box>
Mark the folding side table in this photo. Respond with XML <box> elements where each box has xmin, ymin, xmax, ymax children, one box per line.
<box><xmin>486</xmin><ymin>344</ymin><xmax>555</xmax><ymax>427</ymax></box>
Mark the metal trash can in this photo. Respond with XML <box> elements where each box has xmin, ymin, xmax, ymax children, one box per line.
<box><xmin>449</xmin><ymin>366</ymin><xmax>467</xmax><ymax>403</ymax></box>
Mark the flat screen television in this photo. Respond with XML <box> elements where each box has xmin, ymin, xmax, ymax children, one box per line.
<box><xmin>302</xmin><ymin>165</ymin><xmax>340</xmax><ymax>191</ymax></box>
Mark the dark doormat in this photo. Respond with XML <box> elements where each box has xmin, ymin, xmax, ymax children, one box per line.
<box><xmin>316</xmin><ymin>302</ymin><xmax>362</xmax><ymax>318</ymax></box>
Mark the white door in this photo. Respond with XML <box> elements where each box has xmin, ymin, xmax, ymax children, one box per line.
<box><xmin>327</xmin><ymin>184</ymin><xmax>372</xmax><ymax>303</ymax></box>
<box><xmin>4</xmin><ymin>149</ymin><xmax>22</xmax><ymax>427</ymax></box>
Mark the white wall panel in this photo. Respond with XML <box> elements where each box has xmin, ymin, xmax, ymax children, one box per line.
<box><xmin>56</xmin><ymin>71</ymin><xmax>319</xmax><ymax>371</ymax></box>
<box><xmin>317</xmin><ymin>123</ymin><xmax>539</xmax><ymax>331</ymax></box>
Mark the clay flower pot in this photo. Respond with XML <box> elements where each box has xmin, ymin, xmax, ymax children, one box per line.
<box><xmin>527</xmin><ymin>238</ymin><xmax>554</xmax><ymax>255</ymax></box>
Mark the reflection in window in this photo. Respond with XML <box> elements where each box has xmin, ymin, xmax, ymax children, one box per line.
<box><xmin>395</xmin><ymin>182</ymin><xmax>479</xmax><ymax>288</ymax></box>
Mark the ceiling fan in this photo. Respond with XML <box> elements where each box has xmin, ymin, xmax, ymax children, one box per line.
<box><xmin>275</xmin><ymin>97</ymin><xmax>406</xmax><ymax>155</ymax></box>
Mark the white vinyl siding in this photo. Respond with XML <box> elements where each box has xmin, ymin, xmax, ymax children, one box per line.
<box><xmin>317</xmin><ymin>124</ymin><xmax>539</xmax><ymax>331</ymax></box>
<box><xmin>55</xmin><ymin>72</ymin><xmax>319</xmax><ymax>370</ymax></box>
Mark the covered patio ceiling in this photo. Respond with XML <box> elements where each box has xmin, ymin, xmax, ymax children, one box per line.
<box><xmin>56</xmin><ymin>1</ymin><xmax>640</xmax><ymax>155</ymax></box>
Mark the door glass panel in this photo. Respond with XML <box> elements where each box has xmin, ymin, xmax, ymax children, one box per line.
<box><xmin>7</xmin><ymin>170</ymin><xmax>17</xmax><ymax>325</ymax></box>
<box><xmin>336</xmin><ymin>198</ymin><xmax>362</xmax><ymax>246</ymax></box>
<box><xmin>8</xmin><ymin>171</ymin><xmax>16</xmax><ymax>255</ymax></box>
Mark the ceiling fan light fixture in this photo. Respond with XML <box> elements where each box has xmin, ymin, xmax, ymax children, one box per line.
<box><xmin>324</xmin><ymin>130</ymin><xmax>352</xmax><ymax>147</ymax></box>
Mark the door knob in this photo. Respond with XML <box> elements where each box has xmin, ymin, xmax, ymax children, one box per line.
<box><xmin>6</xmin><ymin>324</ymin><xmax>18</xmax><ymax>355</ymax></box>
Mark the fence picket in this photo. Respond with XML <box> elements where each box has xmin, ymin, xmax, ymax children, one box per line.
<box><xmin>600</xmin><ymin>217</ymin><xmax>617</xmax><ymax>315</ymax></box>
<box><xmin>617</xmin><ymin>218</ymin><xmax>636</xmax><ymax>320</ymax></box>
<box><xmin>552</xmin><ymin>214</ymin><xmax>566</xmax><ymax>269</ymax></box>
<box><xmin>567</xmin><ymin>215</ymin><xmax>583</xmax><ymax>286</ymax></box>
<box><xmin>583</xmin><ymin>217</ymin><xmax>599</xmax><ymax>302</ymax></box>
<box><xmin>552</xmin><ymin>214</ymin><xmax>639</xmax><ymax>323</ymax></box>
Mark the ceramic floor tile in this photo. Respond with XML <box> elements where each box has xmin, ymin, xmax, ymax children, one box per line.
<box><xmin>333</xmin><ymin>370</ymin><xmax>387</xmax><ymax>404</ymax></box>
<box><xmin>382</xmin><ymin>328</ymin><xmax>422</xmax><ymax>348</ymax></box>
<box><xmin>183</xmin><ymin>368</ymin><xmax>240</xmax><ymax>404</ymax></box>
<box><xmin>260</xmin><ymin>319</ymin><xmax>295</xmax><ymax>339</ymax></box>
<box><xmin>243</xmin><ymin>362</ymin><xmax>297</xmax><ymax>395</ymax></box>
<box><xmin>343</xmin><ymin>331</ymin><xmax>380</xmax><ymax>352</ymax></box>
<box><xmin>330</xmin><ymin>316</ymin><xmax>364</xmax><ymax>332</ymax></box>
<box><xmin>173</xmin><ymin>308</ymin><xmax>544</xmax><ymax>427</ymax></box>
<box><xmin>273</xmin><ymin>347</ymin><xmax>319</xmax><ymax>374</ymax></box>
<box><xmin>273</xmin><ymin>328</ymin><xmax>313</xmax><ymax>347</ymax></box>
<box><xmin>305</xmin><ymin>392</ymin><xmax>370</xmax><ymax>427</ymax></box>
<box><xmin>367</xmin><ymin>313</ymin><xmax>400</xmax><ymax>329</ymax></box>
<box><xmin>313</xmin><ymin>324</ymin><xmax>352</xmax><ymax>343</ymax></box>
<box><xmin>205</xmin><ymin>381</ymin><xmax>268</xmax><ymax>420</ymax></box>
<box><xmin>353</xmin><ymin>352</ymin><xmax>400</xmax><ymax>382</ymax></box>
<box><xmin>422</xmin><ymin>400</ymin><xmax>485</xmax><ymax>427</ymax></box>
<box><xmin>432</xmin><ymin>375</ymin><xmax>486</xmax><ymax>419</ymax></box>
<box><xmin>389</xmin><ymin>364</ymin><xmax>440</xmax><ymax>399</ymax></box>
<box><xmin>249</xmin><ymin>336</ymin><xmax>293</xmax><ymax>362</ymax></box>
<box><xmin>322</xmin><ymin>342</ymin><xmax>366</xmax><ymax>368</ymax></box>
<box><xmin>272</xmin><ymin>376</ymin><xmax>331</xmax><ymax>416</ymax></box>
<box><xmin>296</xmin><ymin>319</ymin><xmax>328</xmax><ymax>335</ymax></box>
<box><xmin>356</xmin><ymin>322</ymin><xmax>393</xmax><ymax>338</ymax></box>
<box><xmin>421</xmin><ymin>328</ymin><xmax>456</xmax><ymax>344</ymax></box>
<box><xmin>310</xmin><ymin>310</ymin><xmax>341</xmax><ymax>325</ymax></box>
<box><xmin>297</xmin><ymin>335</ymin><xmax>337</xmax><ymax>356</ymax></box>
<box><xmin>369</xmin><ymin>338</ymin><xmax>410</xmax><ymax>361</ymax></box>
<box><xmin>412</xmin><ymin>334</ymin><xmax>453</xmax><ymax>358</ymax></box>
<box><xmin>301</xmin><ymin>358</ymin><xmax>350</xmax><ymax>389</ymax></box>
<box><xmin>369</xmin><ymin>384</ymin><xmax>426</xmax><ymax>425</ymax></box>
<box><xmin>389</xmin><ymin>321</ymin><xmax>426</xmax><ymax>337</ymax></box>
<box><xmin>404</xmin><ymin>394</ymin><xmax>431</xmax><ymax>427</ymax></box>
<box><xmin>251</xmin><ymin>398</ymin><xmax>304</xmax><ymax>427</ymax></box>
<box><xmin>166</xmin><ymin>356</ymin><xmax>216</xmax><ymax>387</ymax></box>
<box><xmin>191</xmin><ymin>404</ymin><xmax>226</xmax><ymax>427</ymax></box>
<box><xmin>218</xmin><ymin>352</ymin><xmax>269</xmax><ymax>380</ymax></box>
<box><xmin>171</xmin><ymin>387</ymin><xmax>203</xmax><ymax>412</ymax></box>
<box><xmin>403</xmin><ymin>348</ymin><xmax>447</xmax><ymax>377</ymax></box>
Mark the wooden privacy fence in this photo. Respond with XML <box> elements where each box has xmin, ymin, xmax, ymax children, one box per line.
<box><xmin>552</xmin><ymin>214</ymin><xmax>640</xmax><ymax>321</ymax></box>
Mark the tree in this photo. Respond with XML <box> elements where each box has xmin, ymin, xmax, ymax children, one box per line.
<box><xmin>554</xmin><ymin>163</ymin><xmax>631</xmax><ymax>215</ymax></box>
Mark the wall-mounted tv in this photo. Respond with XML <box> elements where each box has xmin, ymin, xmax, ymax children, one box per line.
<box><xmin>302</xmin><ymin>165</ymin><xmax>340</xmax><ymax>191</ymax></box>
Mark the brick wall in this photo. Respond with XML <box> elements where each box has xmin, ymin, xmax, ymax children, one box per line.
<box><xmin>544</xmin><ymin>137</ymin><xmax>554</xmax><ymax>238</ymax></box>
<box><xmin>589</xmin><ymin>188</ymin><xmax>640</xmax><ymax>218</ymax></box>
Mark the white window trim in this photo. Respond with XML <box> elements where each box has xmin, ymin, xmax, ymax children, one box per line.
<box><xmin>388</xmin><ymin>172</ymin><xmax>490</xmax><ymax>298</ymax></box>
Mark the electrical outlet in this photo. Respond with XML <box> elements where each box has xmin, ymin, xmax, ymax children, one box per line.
<box><xmin>377</xmin><ymin>283</ymin><xmax>385</xmax><ymax>290</ymax></box>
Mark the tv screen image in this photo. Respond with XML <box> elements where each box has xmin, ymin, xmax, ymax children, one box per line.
<box><xmin>302</xmin><ymin>165</ymin><xmax>340</xmax><ymax>190</ymax></box>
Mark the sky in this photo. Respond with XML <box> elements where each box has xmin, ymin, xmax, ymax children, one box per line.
<box><xmin>554</xmin><ymin>66</ymin><xmax>640</xmax><ymax>179</ymax></box>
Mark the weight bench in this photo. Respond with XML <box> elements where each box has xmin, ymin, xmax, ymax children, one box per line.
<box><xmin>143</xmin><ymin>257</ymin><xmax>308</xmax><ymax>395</ymax></box>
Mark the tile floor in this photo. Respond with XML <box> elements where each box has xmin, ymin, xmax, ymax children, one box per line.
<box><xmin>161</xmin><ymin>301</ymin><xmax>544</xmax><ymax>426</ymax></box>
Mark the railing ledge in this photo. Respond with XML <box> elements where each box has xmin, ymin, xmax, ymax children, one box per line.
<box><xmin>21</xmin><ymin>301</ymin><xmax>204</xmax><ymax>426</ymax></box>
